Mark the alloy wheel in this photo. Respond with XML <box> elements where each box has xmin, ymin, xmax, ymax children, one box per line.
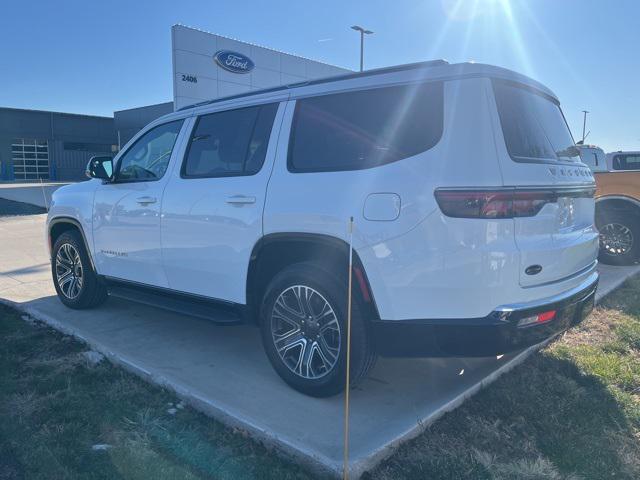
<box><xmin>55</xmin><ymin>243</ymin><xmax>84</xmax><ymax>299</ymax></box>
<box><xmin>600</xmin><ymin>223</ymin><xmax>634</xmax><ymax>256</ymax></box>
<box><xmin>270</xmin><ymin>285</ymin><xmax>341</xmax><ymax>380</ymax></box>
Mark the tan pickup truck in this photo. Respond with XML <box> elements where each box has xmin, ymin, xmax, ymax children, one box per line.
<box><xmin>594</xmin><ymin>170</ymin><xmax>640</xmax><ymax>265</ymax></box>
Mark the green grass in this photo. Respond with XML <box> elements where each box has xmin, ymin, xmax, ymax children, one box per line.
<box><xmin>0</xmin><ymin>305</ymin><xmax>314</xmax><ymax>480</ymax></box>
<box><xmin>2</xmin><ymin>276</ymin><xmax>640</xmax><ymax>479</ymax></box>
<box><xmin>367</xmin><ymin>276</ymin><xmax>640</xmax><ymax>480</ymax></box>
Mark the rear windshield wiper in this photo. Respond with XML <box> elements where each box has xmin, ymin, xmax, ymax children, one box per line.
<box><xmin>555</xmin><ymin>145</ymin><xmax>580</xmax><ymax>159</ymax></box>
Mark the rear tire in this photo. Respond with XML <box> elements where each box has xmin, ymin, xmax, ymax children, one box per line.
<box><xmin>260</xmin><ymin>262</ymin><xmax>376</xmax><ymax>397</ymax></box>
<box><xmin>596</xmin><ymin>210</ymin><xmax>640</xmax><ymax>266</ymax></box>
<box><xmin>52</xmin><ymin>230</ymin><xmax>108</xmax><ymax>309</ymax></box>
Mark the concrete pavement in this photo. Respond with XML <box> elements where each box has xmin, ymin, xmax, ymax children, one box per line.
<box><xmin>1</xmin><ymin>213</ymin><xmax>638</xmax><ymax>478</ymax></box>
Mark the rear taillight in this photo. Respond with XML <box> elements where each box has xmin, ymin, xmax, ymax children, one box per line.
<box><xmin>434</xmin><ymin>189</ymin><xmax>556</xmax><ymax>219</ymax></box>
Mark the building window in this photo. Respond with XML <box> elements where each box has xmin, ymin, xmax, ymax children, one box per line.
<box><xmin>63</xmin><ymin>142</ymin><xmax>115</xmax><ymax>153</ymax></box>
<box><xmin>11</xmin><ymin>139</ymin><xmax>49</xmax><ymax>180</ymax></box>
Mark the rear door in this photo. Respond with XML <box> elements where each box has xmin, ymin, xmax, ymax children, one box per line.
<box><xmin>160</xmin><ymin>101</ymin><xmax>283</xmax><ymax>303</ymax></box>
<box><xmin>490</xmin><ymin>79</ymin><xmax>598</xmax><ymax>287</ymax></box>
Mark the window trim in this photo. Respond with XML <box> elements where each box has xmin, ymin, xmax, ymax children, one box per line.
<box><xmin>286</xmin><ymin>81</ymin><xmax>445</xmax><ymax>174</ymax></box>
<box><xmin>113</xmin><ymin>119</ymin><xmax>185</xmax><ymax>184</ymax></box>
<box><xmin>180</xmin><ymin>103</ymin><xmax>278</xmax><ymax>180</ymax></box>
<box><xmin>491</xmin><ymin>78</ymin><xmax>579</xmax><ymax>166</ymax></box>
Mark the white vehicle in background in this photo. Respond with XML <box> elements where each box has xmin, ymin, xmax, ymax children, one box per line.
<box><xmin>577</xmin><ymin>144</ymin><xmax>607</xmax><ymax>172</ymax></box>
<box><xmin>46</xmin><ymin>60</ymin><xmax>599</xmax><ymax>397</ymax></box>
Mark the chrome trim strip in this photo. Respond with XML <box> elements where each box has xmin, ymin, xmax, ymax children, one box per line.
<box><xmin>495</xmin><ymin>270</ymin><xmax>599</xmax><ymax>313</ymax></box>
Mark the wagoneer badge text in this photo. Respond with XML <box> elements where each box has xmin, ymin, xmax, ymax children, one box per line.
<box><xmin>213</xmin><ymin>50</ymin><xmax>255</xmax><ymax>74</ymax></box>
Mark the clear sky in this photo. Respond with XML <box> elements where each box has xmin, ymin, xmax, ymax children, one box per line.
<box><xmin>1</xmin><ymin>0</ymin><xmax>637</xmax><ymax>152</ymax></box>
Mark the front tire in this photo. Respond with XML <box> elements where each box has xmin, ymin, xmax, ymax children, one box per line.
<box><xmin>596</xmin><ymin>210</ymin><xmax>640</xmax><ymax>266</ymax></box>
<box><xmin>52</xmin><ymin>230</ymin><xmax>108</xmax><ymax>309</ymax></box>
<box><xmin>260</xmin><ymin>262</ymin><xmax>376</xmax><ymax>397</ymax></box>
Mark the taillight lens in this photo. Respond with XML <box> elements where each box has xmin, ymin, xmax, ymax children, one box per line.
<box><xmin>435</xmin><ymin>189</ymin><xmax>556</xmax><ymax>219</ymax></box>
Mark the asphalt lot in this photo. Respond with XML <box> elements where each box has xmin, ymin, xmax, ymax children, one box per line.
<box><xmin>1</xmin><ymin>211</ymin><xmax>638</xmax><ymax>478</ymax></box>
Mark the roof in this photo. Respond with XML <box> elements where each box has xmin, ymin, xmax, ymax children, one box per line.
<box><xmin>177</xmin><ymin>59</ymin><xmax>450</xmax><ymax>112</ymax></box>
<box><xmin>162</xmin><ymin>60</ymin><xmax>558</xmax><ymax>121</ymax></box>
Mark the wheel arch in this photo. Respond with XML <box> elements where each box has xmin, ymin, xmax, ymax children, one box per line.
<box><xmin>48</xmin><ymin>217</ymin><xmax>96</xmax><ymax>272</ymax></box>
<box><xmin>246</xmin><ymin>233</ymin><xmax>379</xmax><ymax>324</ymax></box>
<box><xmin>596</xmin><ymin>195</ymin><xmax>640</xmax><ymax>223</ymax></box>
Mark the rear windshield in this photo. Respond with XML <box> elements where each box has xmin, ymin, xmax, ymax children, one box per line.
<box><xmin>493</xmin><ymin>79</ymin><xmax>579</xmax><ymax>163</ymax></box>
<box><xmin>612</xmin><ymin>154</ymin><xmax>640</xmax><ymax>171</ymax></box>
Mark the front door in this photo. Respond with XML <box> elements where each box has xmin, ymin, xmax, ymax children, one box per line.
<box><xmin>93</xmin><ymin>119</ymin><xmax>187</xmax><ymax>287</ymax></box>
<box><xmin>161</xmin><ymin>101</ymin><xmax>283</xmax><ymax>303</ymax></box>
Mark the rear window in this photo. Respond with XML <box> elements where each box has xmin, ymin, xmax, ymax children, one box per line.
<box><xmin>612</xmin><ymin>154</ymin><xmax>640</xmax><ymax>171</ymax></box>
<box><xmin>493</xmin><ymin>79</ymin><xmax>579</xmax><ymax>163</ymax></box>
<box><xmin>288</xmin><ymin>82</ymin><xmax>443</xmax><ymax>172</ymax></box>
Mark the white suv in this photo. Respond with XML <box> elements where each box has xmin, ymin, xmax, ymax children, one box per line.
<box><xmin>47</xmin><ymin>61</ymin><xmax>599</xmax><ymax>397</ymax></box>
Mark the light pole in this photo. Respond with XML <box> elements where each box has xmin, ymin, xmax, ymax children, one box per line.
<box><xmin>581</xmin><ymin>110</ymin><xmax>589</xmax><ymax>143</ymax></box>
<box><xmin>351</xmin><ymin>25</ymin><xmax>373</xmax><ymax>72</ymax></box>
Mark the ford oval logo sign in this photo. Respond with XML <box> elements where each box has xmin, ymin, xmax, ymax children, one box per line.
<box><xmin>214</xmin><ymin>50</ymin><xmax>254</xmax><ymax>74</ymax></box>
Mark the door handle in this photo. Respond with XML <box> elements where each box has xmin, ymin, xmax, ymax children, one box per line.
<box><xmin>225</xmin><ymin>195</ymin><xmax>256</xmax><ymax>205</ymax></box>
<box><xmin>136</xmin><ymin>196</ymin><xmax>157</xmax><ymax>205</ymax></box>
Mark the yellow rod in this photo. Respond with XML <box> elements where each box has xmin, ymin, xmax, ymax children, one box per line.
<box><xmin>343</xmin><ymin>216</ymin><xmax>354</xmax><ymax>480</ymax></box>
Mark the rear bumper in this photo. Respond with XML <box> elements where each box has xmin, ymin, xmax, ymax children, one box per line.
<box><xmin>371</xmin><ymin>271</ymin><xmax>598</xmax><ymax>357</ymax></box>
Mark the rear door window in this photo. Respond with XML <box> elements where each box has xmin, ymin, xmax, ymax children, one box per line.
<box><xmin>288</xmin><ymin>82</ymin><xmax>444</xmax><ymax>172</ymax></box>
<box><xmin>493</xmin><ymin>79</ymin><xmax>579</xmax><ymax>163</ymax></box>
<box><xmin>182</xmin><ymin>103</ymin><xmax>278</xmax><ymax>178</ymax></box>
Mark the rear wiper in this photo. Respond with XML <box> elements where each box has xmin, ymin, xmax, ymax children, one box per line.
<box><xmin>555</xmin><ymin>145</ymin><xmax>580</xmax><ymax>158</ymax></box>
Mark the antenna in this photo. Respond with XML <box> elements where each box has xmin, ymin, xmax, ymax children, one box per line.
<box><xmin>581</xmin><ymin>110</ymin><xmax>589</xmax><ymax>143</ymax></box>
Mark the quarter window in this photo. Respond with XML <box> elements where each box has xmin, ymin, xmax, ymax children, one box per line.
<box><xmin>182</xmin><ymin>103</ymin><xmax>278</xmax><ymax>178</ymax></box>
<box><xmin>288</xmin><ymin>82</ymin><xmax>444</xmax><ymax>172</ymax></box>
<box><xmin>116</xmin><ymin>120</ymin><xmax>184</xmax><ymax>182</ymax></box>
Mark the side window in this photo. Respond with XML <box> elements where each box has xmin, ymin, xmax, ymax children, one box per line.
<box><xmin>182</xmin><ymin>103</ymin><xmax>278</xmax><ymax>178</ymax></box>
<box><xmin>116</xmin><ymin>120</ymin><xmax>184</xmax><ymax>182</ymax></box>
<box><xmin>288</xmin><ymin>82</ymin><xmax>444</xmax><ymax>172</ymax></box>
<box><xmin>613</xmin><ymin>154</ymin><xmax>640</xmax><ymax>170</ymax></box>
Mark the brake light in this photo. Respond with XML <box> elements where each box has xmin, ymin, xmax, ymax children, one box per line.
<box><xmin>434</xmin><ymin>189</ymin><xmax>556</xmax><ymax>219</ymax></box>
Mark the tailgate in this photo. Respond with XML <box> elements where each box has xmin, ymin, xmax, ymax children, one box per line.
<box><xmin>490</xmin><ymin>77</ymin><xmax>599</xmax><ymax>288</ymax></box>
<box><xmin>514</xmin><ymin>184</ymin><xmax>598</xmax><ymax>287</ymax></box>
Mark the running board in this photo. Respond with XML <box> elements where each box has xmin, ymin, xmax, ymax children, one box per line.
<box><xmin>105</xmin><ymin>279</ymin><xmax>243</xmax><ymax>325</ymax></box>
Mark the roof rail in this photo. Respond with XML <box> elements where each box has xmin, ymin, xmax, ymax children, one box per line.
<box><xmin>177</xmin><ymin>59</ymin><xmax>449</xmax><ymax>112</ymax></box>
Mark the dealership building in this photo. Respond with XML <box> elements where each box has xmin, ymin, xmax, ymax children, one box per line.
<box><xmin>0</xmin><ymin>108</ymin><xmax>117</xmax><ymax>181</ymax></box>
<box><xmin>0</xmin><ymin>24</ymin><xmax>350</xmax><ymax>181</ymax></box>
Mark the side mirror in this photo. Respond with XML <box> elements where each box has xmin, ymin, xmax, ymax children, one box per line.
<box><xmin>86</xmin><ymin>156</ymin><xmax>113</xmax><ymax>181</ymax></box>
